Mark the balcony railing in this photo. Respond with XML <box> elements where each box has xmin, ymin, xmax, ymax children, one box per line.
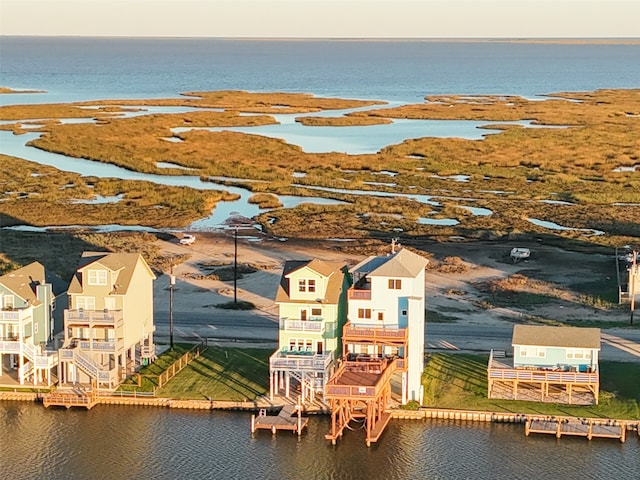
<box><xmin>78</xmin><ymin>339</ymin><xmax>117</xmax><ymax>351</ymax></box>
<box><xmin>342</xmin><ymin>322</ymin><xmax>408</xmax><ymax>342</ymax></box>
<box><xmin>348</xmin><ymin>288</ymin><xmax>372</xmax><ymax>300</ymax></box>
<box><xmin>65</xmin><ymin>309</ymin><xmax>124</xmax><ymax>325</ymax></box>
<box><xmin>0</xmin><ymin>309</ymin><xmax>33</xmax><ymax>322</ymax></box>
<box><xmin>270</xmin><ymin>351</ymin><xmax>333</xmax><ymax>371</ymax></box>
<box><xmin>281</xmin><ymin>318</ymin><xmax>325</xmax><ymax>333</ymax></box>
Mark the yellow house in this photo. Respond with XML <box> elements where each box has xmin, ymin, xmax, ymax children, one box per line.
<box><xmin>58</xmin><ymin>252</ymin><xmax>156</xmax><ymax>390</ymax></box>
<box><xmin>269</xmin><ymin>259</ymin><xmax>349</xmax><ymax>402</ymax></box>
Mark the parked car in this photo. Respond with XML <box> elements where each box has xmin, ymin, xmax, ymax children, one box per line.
<box><xmin>180</xmin><ymin>234</ymin><xmax>196</xmax><ymax>245</ymax></box>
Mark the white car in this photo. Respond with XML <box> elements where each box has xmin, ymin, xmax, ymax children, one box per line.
<box><xmin>179</xmin><ymin>234</ymin><xmax>196</xmax><ymax>245</ymax></box>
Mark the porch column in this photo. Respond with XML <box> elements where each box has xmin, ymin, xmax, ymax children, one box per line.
<box><xmin>19</xmin><ymin>353</ymin><xmax>24</xmax><ymax>385</ymax></box>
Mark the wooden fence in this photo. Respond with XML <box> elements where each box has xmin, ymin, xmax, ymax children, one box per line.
<box><xmin>131</xmin><ymin>345</ymin><xmax>203</xmax><ymax>392</ymax></box>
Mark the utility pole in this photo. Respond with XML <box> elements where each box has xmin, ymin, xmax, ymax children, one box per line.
<box><xmin>169</xmin><ymin>263</ymin><xmax>176</xmax><ymax>348</ymax></box>
<box><xmin>234</xmin><ymin>227</ymin><xmax>238</xmax><ymax>305</ymax></box>
<box><xmin>631</xmin><ymin>250</ymin><xmax>637</xmax><ymax>326</ymax></box>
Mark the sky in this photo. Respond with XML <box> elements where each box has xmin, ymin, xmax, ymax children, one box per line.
<box><xmin>1</xmin><ymin>0</ymin><xmax>639</xmax><ymax>38</ymax></box>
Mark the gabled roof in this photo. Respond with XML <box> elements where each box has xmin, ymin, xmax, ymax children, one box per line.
<box><xmin>284</xmin><ymin>258</ymin><xmax>339</xmax><ymax>279</ymax></box>
<box><xmin>276</xmin><ymin>259</ymin><xmax>346</xmax><ymax>304</ymax></box>
<box><xmin>512</xmin><ymin>325</ymin><xmax>601</xmax><ymax>350</ymax></box>
<box><xmin>0</xmin><ymin>261</ymin><xmax>46</xmax><ymax>306</ymax></box>
<box><xmin>350</xmin><ymin>248</ymin><xmax>428</xmax><ymax>278</ymax></box>
<box><xmin>68</xmin><ymin>252</ymin><xmax>155</xmax><ymax>295</ymax></box>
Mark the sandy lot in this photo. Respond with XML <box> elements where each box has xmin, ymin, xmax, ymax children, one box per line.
<box><xmin>155</xmin><ymin>228</ymin><xmax>629</xmax><ymax>325</ymax></box>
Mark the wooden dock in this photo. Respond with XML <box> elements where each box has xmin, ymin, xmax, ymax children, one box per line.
<box><xmin>526</xmin><ymin>417</ymin><xmax>627</xmax><ymax>442</ymax></box>
<box><xmin>42</xmin><ymin>388</ymin><xmax>98</xmax><ymax>410</ymax></box>
<box><xmin>250</xmin><ymin>404</ymin><xmax>308</xmax><ymax>436</ymax></box>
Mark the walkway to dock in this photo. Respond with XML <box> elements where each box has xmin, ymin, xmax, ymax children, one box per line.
<box><xmin>250</xmin><ymin>403</ymin><xmax>308</xmax><ymax>436</ymax></box>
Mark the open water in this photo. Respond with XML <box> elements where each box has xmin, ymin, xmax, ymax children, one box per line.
<box><xmin>0</xmin><ymin>402</ymin><xmax>638</xmax><ymax>480</ymax></box>
<box><xmin>1</xmin><ymin>37</ymin><xmax>639</xmax><ymax>479</ymax></box>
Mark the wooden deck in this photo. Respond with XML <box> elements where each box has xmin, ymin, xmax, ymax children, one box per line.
<box><xmin>487</xmin><ymin>351</ymin><xmax>600</xmax><ymax>405</ymax></box>
<box><xmin>42</xmin><ymin>387</ymin><xmax>98</xmax><ymax>410</ymax></box>
<box><xmin>525</xmin><ymin>418</ymin><xmax>627</xmax><ymax>442</ymax></box>
<box><xmin>250</xmin><ymin>404</ymin><xmax>308</xmax><ymax>436</ymax></box>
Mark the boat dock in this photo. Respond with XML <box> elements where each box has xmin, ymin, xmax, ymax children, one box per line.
<box><xmin>250</xmin><ymin>404</ymin><xmax>308</xmax><ymax>436</ymax></box>
<box><xmin>42</xmin><ymin>387</ymin><xmax>98</xmax><ymax>410</ymax></box>
<box><xmin>525</xmin><ymin>417</ymin><xmax>628</xmax><ymax>442</ymax></box>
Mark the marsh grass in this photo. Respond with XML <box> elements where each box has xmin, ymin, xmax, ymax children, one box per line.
<box><xmin>248</xmin><ymin>193</ymin><xmax>283</xmax><ymax>209</ymax></box>
<box><xmin>1</xmin><ymin>89</ymin><xmax>639</xmax><ymax>244</ymax></box>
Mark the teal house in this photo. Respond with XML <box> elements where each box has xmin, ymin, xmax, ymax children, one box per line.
<box><xmin>512</xmin><ymin>324</ymin><xmax>600</xmax><ymax>373</ymax></box>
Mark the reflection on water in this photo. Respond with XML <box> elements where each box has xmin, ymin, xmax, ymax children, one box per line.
<box><xmin>0</xmin><ymin>403</ymin><xmax>638</xmax><ymax>480</ymax></box>
<box><xmin>527</xmin><ymin>218</ymin><xmax>605</xmax><ymax>236</ymax></box>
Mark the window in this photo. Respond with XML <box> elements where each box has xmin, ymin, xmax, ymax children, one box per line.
<box><xmin>311</xmin><ymin>308</ymin><xmax>322</xmax><ymax>317</ymax></box>
<box><xmin>298</xmin><ymin>279</ymin><xmax>316</xmax><ymax>293</ymax></box>
<box><xmin>401</xmin><ymin>309</ymin><xmax>407</xmax><ymax>316</ymax></box>
<box><xmin>520</xmin><ymin>346</ymin><xmax>546</xmax><ymax>358</ymax></box>
<box><xmin>377</xmin><ymin>312</ymin><xmax>384</xmax><ymax>321</ymax></box>
<box><xmin>358</xmin><ymin>308</ymin><xmax>371</xmax><ymax>319</ymax></box>
<box><xmin>388</xmin><ymin>279</ymin><xmax>402</xmax><ymax>290</ymax></box>
<box><xmin>75</xmin><ymin>296</ymin><xmax>96</xmax><ymax>311</ymax></box>
<box><xmin>87</xmin><ymin>269</ymin><xmax>107</xmax><ymax>286</ymax></box>
<box><xmin>567</xmin><ymin>349</ymin><xmax>592</xmax><ymax>360</ymax></box>
<box><xmin>2</xmin><ymin>295</ymin><xmax>15</xmax><ymax>309</ymax></box>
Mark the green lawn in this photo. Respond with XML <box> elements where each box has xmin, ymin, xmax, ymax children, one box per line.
<box><xmin>153</xmin><ymin>346</ymin><xmax>270</xmax><ymax>401</ymax></box>
<box><xmin>423</xmin><ymin>353</ymin><xmax>640</xmax><ymax>420</ymax></box>
<box><xmin>118</xmin><ymin>347</ymin><xmax>639</xmax><ymax>420</ymax></box>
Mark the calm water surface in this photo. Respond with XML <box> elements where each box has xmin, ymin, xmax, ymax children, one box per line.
<box><xmin>1</xmin><ymin>403</ymin><xmax>638</xmax><ymax>480</ymax></box>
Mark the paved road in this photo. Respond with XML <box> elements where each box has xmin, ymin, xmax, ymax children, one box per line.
<box><xmin>154</xmin><ymin>309</ymin><xmax>278</xmax><ymax>346</ymax></box>
<box><xmin>426</xmin><ymin>323</ymin><xmax>640</xmax><ymax>362</ymax></box>
<box><xmin>156</xmin><ymin>310</ymin><xmax>640</xmax><ymax>362</ymax></box>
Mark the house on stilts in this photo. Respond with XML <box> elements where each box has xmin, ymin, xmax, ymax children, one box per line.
<box><xmin>269</xmin><ymin>259</ymin><xmax>349</xmax><ymax>403</ymax></box>
<box><xmin>324</xmin><ymin>246</ymin><xmax>429</xmax><ymax>446</ymax></box>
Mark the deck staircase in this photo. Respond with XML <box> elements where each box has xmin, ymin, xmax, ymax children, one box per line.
<box><xmin>59</xmin><ymin>343</ymin><xmax>115</xmax><ymax>387</ymax></box>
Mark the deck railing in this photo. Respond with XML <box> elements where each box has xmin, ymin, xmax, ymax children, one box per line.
<box><xmin>348</xmin><ymin>288</ymin><xmax>372</xmax><ymax>300</ymax></box>
<box><xmin>78</xmin><ymin>339</ymin><xmax>117</xmax><ymax>351</ymax></box>
<box><xmin>325</xmin><ymin>357</ymin><xmax>399</xmax><ymax>399</ymax></box>
<box><xmin>488</xmin><ymin>367</ymin><xmax>599</xmax><ymax>384</ymax></box>
<box><xmin>65</xmin><ymin>309</ymin><xmax>124</xmax><ymax>325</ymax></box>
<box><xmin>342</xmin><ymin>322</ymin><xmax>407</xmax><ymax>342</ymax></box>
<box><xmin>0</xmin><ymin>309</ymin><xmax>31</xmax><ymax>322</ymax></box>
<box><xmin>281</xmin><ymin>318</ymin><xmax>325</xmax><ymax>333</ymax></box>
<box><xmin>270</xmin><ymin>351</ymin><xmax>333</xmax><ymax>371</ymax></box>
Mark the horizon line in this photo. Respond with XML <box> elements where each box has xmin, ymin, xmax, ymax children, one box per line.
<box><xmin>2</xmin><ymin>35</ymin><xmax>640</xmax><ymax>44</ymax></box>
